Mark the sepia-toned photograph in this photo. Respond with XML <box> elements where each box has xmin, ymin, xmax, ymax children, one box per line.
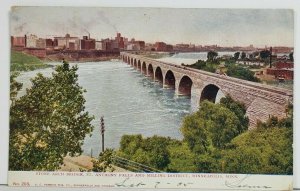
<box><xmin>8</xmin><ymin>6</ymin><xmax>294</xmax><ymax>189</ymax></box>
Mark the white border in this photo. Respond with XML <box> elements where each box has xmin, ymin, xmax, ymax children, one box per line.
<box><xmin>0</xmin><ymin>0</ymin><xmax>299</xmax><ymax>189</ymax></box>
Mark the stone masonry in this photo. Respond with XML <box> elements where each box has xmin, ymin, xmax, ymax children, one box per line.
<box><xmin>121</xmin><ymin>52</ymin><xmax>293</xmax><ymax>129</ymax></box>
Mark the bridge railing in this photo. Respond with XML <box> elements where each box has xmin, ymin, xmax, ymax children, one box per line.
<box><xmin>121</xmin><ymin>52</ymin><xmax>293</xmax><ymax>97</ymax></box>
<box><xmin>112</xmin><ymin>155</ymin><xmax>163</xmax><ymax>173</ymax></box>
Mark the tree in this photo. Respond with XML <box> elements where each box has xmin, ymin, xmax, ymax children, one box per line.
<box><xmin>221</xmin><ymin>127</ymin><xmax>293</xmax><ymax>174</ymax></box>
<box><xmin>181</xmin><ymin>100</ymin><xmax>242</xmax><ymax>152</ymax></box>
<box><xmin>260</xmin><ymin>50</ymin><xmax>271</xmax><ymax>59</ymax></box>
<box><xmin>92</xmin><ymin>149</ymin><xmax>115</xmax><ymax>172</ymax></box>
<box><xmin>207</xmin><ymin>51</ymin><xmax>218</xmax><ymax>61</ymax></box>
<box><xmin>289</xmin><ymin>52</ymin><xmax>294</xmax><ymax>62</ymax></box>
<box><xmin>220</xmin><ymin>96</ymin><xmax>249</xmax><ymax>134</ymax></box>
<box><xmin>118</xmin><ymin>135</ymin><xmax>172</xmax><ymax>171</ymax></box>
<box><xmin>241</xmin><ymin>52</ymin><xmax>246</xmax><ymax>60</ymax></box>
<box><xmin>226</xmin><ymin>64</ymin><xmax>260</xmax><ymax>82</ymax></box>
<box><xmin>190</xmin><ymin>60</ymin><xmax>217</xmax><ymax>73</ymax></box>
<box><xmin>167</xmin><ymin>142</ymin><xmax>197</xmax><ymax>172</ymax></box>
<box><xmin>9</xmin><ymin>63</ymin><xmax>94</xmax><ymax>171</ymax></box>
<box><xmin>10</xmin><ymin>72</ymin><xmax>23</xmax><ymax>105</ymax></box>
<box><xmin>234</xmin><ymin>52</ymin><xmax>240</xmax><ymax>60</ymax></box>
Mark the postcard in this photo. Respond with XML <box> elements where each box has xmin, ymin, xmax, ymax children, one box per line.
<box><xmin>8</xmin><ymin>6</ymin><xmax>294</xmax><ymax>190</ymax></box>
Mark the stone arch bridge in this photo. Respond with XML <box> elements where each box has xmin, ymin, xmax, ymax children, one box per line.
<box><xmin>121</xmin><ymin>52</ymin><xmax>293</xmax><ymax>129</ymax></box>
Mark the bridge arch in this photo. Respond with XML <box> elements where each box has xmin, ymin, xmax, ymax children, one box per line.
<box><xmin>165</xmin><ymin>70</ymin><xmax>176</xmax><ymax>89</ymax></box>
<box><xmin>142</xmin><ymin>62</ymin><xmax>147</xmax><ymax>75</ymax></box>
<box><xmin>148</xmin><ymin>64</ymin><xmax>154</xmax><ymax>79</ymax></box>
<box><xmin>127</xmin><ymin>57</ymin><xmax>130</xmax><ymax>64</ymax></box>
<box><xmin>155</xmin><ymin>67</ymin><xmax>163</xmax><ymax>84</ymax></box>
<box><xmin>200</xmin><ymin>84</ymin><xmax>225</xmax><ymax>103</ymax></box>
<box><xmin>178</xmin><ymin>75</ymin><xmax>193</xmax><ymax>96</ymax></box>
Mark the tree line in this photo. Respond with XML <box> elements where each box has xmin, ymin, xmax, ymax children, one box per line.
<box><xmin>9</xmin><ymin>59</ymin><xmax>292</xmax><ymax>174</ymax></box>
<box><xmin>116</xmin><ymin>97</ymin><xmax>293</xmax><ymax>174</ymax></box>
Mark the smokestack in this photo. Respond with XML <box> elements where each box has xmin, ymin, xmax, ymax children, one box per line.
<box><xmin>84</xmin><ymin>29</ymin><xmax>90</xmax><ymax>39</ymax></box>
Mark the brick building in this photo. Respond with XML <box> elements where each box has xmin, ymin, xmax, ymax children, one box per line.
<box><xmin>266</xmin><ymin>61</ymin><xmax>294</xmax><ymax>80</ymax></box>
<box><xmin>80</xmin><ymin>36</ymin><xmax>96</xmax><ymax>50</ymax></box>
<box><xmin>274</xmin><ymin>61</ymin><xmax>293</xmax><ymax>69</ymax></box>
<box><xmin>266</xmin><ymin>68</ymin><xmax>293</xmax><ymax>80</ymax></box>
<box><xmin>11</xmin><ymin>36</ymin><xmax>26</xmax><ymax>47</ymax></box>
<box><xmin>155</xmin><ymin>42</ymin><xmax>173</xmax><ymax>51</ymax></box>
<box><xmin>54</xmin><ymin>34</ymin><xmax>80</xmax><ymax>50</ymax></box>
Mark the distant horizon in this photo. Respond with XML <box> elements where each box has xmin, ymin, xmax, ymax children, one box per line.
<box><xmin>10</xmin><ymin>7</ymin><xmax>294</xmax><ymax>48</ymax></box>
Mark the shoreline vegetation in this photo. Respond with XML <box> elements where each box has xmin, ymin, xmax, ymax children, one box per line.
<box><xmin>45</xmin><ymin>55</ymin><xmax>120</xmax><ymax>63</ymax></box>
<box><xmin>11</xmin><ymin>51</ymin><xmax>50</xmax><ymax>72</ymax></box>
<box><xmin>113</xmin><ymin>97</ymin><xmax>292</xmax><ymax>174</ymax></box>
<box><xmin>11</xmin><ymin>49</ymin><xmax>121</xmax><ymax>72</ymax></box>
<box><xmin>9</xmin><ymin>52</ymin><xmax>293</xmax><ymax>174</ymax></box>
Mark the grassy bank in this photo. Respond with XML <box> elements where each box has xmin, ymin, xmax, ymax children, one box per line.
<box><xmin>11</xmin><ymin>51</ymin><xmax>50</xmax><ymax>71</ymax></box>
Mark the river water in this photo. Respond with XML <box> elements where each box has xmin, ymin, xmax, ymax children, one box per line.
<box><xmin>17</xmin><ymin>61</ymin><xmax>191</xmax><ymax>157</ymax></box>
<box><xmin>16</xmin><ymin>52</ymin><xmax>291</xmax><ymax>157</ymax></box>
<box><xmin>156</xmin><ymin>51</ymin><xmax>236</xmax><ymax>65</ymax></box>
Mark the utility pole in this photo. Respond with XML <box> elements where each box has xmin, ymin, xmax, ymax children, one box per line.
<box><xmin>269</xmin><ymin>47</ymin><xmax>273</xmax><ymax>68</ymax></box>
<box><xmin>100</xmin><ymin>116</ymin><xmax>105</xmax><ymax>153</ymax></box>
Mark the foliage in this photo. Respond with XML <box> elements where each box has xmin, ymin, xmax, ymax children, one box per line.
<box><xmin>226</xmin><ymin>64</ymin><xmax>260</xmax><ymax>82</ymax></box>
<box><xmin>207</xmin><ymin>51</ymin><xmax>218</xmax><ymax>61</ymax></box>
<box><xmin>189</xmin><ymin>57</ymin><xmax>259</xmax><ymax>83</ymax></box>
<box><xmin>117</xmin><ymin>96</ymin><xmax>292</xmax><ymax>175</ymax></box>
<box><xmin>11</xmin><ymin>51</ymin><xmax>49</xmax><ymax>71</ymax></box>
<box><xmin>167</xmin><ymin>142</ymin><xmax>197</xmax><ymax>172</ymax></box>
<box><xmin>181</xmin><ymin>100</ymin><xmax>243</xmax><ymax>152</ymax></box>
<box><xmin>9</xmin><ymin>63</ymin><xmax>94</xmax><ymax>171</ymax></box>
<box><xmin>289</xmin><ymin>52</ymin><xmax>294</xmax><ymax>62</ymax></box>
<box><xmin>189</xmin><ymin>60</ymin><xmax>218</xmax><ymax>73</ymax></box>
<box><xmin>260</xmin><ymin>50</ymin><xmax>271</xmax><ymax>59</ymax></box>
<box><xmin>92</xmin><ymin>149</ymin><xmax>115</xmax><ymax>172</ymax></box>
<box><xmin>234</xmin><ymin>52</ymin><xmax>240</xmax><ymax>60</ymax></box>
<box><xmin>118</xmin><ymin>135</ymin><xmax>171</xmax><ymax>170</ymax></box>
<box><xmin>241</xmin><ymin>52</ymin><xmax>246</xmax><ymax>60</ymax></box>
<box><xmin>10</xmin><ymin>72</ymin><xmax>23</xmax><ymax>104</ymax></box>
<box><xmin>220</xmin><ymin>96</ymin><xmax>249</xmax><ymax>134</ymax></box>
<box><xmin>222</xmin><ymin>103</ymin><xmax>292</xmax><ymax>174</ymax></box>
<box><xmin>221</xmin><ymin>126</ymin><xmax>293</xmax><ymax>174</ymax></box>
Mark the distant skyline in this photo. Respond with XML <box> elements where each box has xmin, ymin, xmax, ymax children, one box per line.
<box><xmin>10</xmin><ymin>7</ymin><xmax>294</xmax><ymax>47</ymax></box>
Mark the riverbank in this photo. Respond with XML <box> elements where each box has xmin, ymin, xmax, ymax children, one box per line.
<box><xmin>45</xmin><ymin>55</ymin><xmax>120</xmax><ymax>62</ymax></box>
<box><xmin>11</xmin><ymin>50</ymin><xmax>50</xmax><ymax>71</ymax></box>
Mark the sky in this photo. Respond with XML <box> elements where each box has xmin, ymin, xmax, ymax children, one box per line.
<box><xmin>10</xmin><ymin>7</ymin><xmax>294</xmax><ymax>47</ymax></box>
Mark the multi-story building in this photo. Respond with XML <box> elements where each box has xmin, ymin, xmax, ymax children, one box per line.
<box><xmin>95</xmin><ymin>41</ymin><xmax>103</xmax><ymax>50</ymax></box>
<box><xmin>155</xmin><ymin>42</ymin><xmax>167</xmax><ymax>51</ymax></box>
<box><xmin>100</xmin><ymin>38</ymin><xmax>112</xmax><ymax>51</ymax></box>
<box><xmin>154</xmin><ymin>42</ymin><xmax>173</xmax><ymax>51</ymax></box>
<box><xmin>46</xmin><ymin>39</ymin><xmax>54</xmax><ymax>48</ymax></box>
<box><xmin>54</xmin><ymin>34</ymin><xmax>80</xmax><ymax>50</ymax></box>
<box><xmin>80</xmin><ymin>36</ymin><xmax>96</xmax><ymax>50</ymax></box>
<box><xmin>11</xmin><ymin>36</ymin><xmax>26</xmax><ymax>47</ymax></box>
<box><xmin>36</xmin><ymin>38</ymin><xmax>46</xmax><ymax>49</ymax></box>
<box><xmin>26</xmin><ymin>34</ymin><xmax>38</xmax><ymax>48</ymax></box>
<box><xmin>266</xmin><ymin>61</ymin><xmax>294</xmax><ymax>80</ymax></box>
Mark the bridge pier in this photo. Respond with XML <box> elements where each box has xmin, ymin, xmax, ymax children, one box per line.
<box><xmin>121</xmin><ymin>52</ymin><xmax>293</xmax><ymax>129</ymax></box>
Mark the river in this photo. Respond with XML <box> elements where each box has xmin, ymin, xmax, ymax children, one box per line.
<box><xmin>17</xmin><ymin>61</ymin><xmax>191</xmax><ymax>157</ymax></box>
<box><xmin>16</xmin><ymin>52</ymin><xmax>291</xmax><ymax>157</ymax></box>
